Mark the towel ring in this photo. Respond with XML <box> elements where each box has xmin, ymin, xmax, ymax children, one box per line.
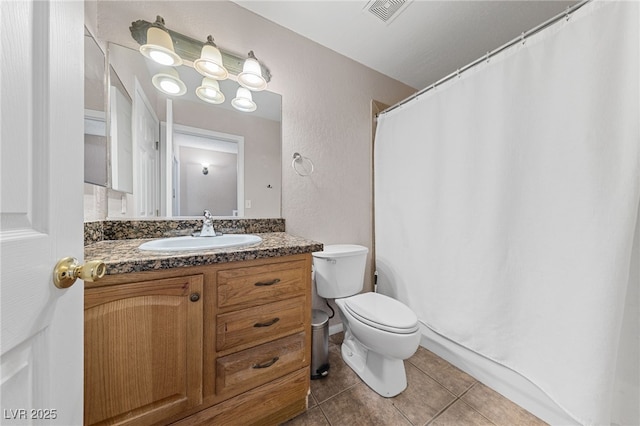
<box><xmin>292</xmin><ymin>152</ymin><xmax>314</xmax><ymax>177</ymax></box>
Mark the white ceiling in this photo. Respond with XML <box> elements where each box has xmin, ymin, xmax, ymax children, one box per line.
<box><xmin>233</xmin><ymin>0</ymin><xmax>578</xmax><ymax>90</ymax></box>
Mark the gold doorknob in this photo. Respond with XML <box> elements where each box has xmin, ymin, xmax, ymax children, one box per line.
<box><xmin>53</xmin><ymin>257</ymin><xmax>106</xmax><ymax>289</ymax></box>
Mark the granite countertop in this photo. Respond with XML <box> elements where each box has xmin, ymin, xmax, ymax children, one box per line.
<box><xmin>85</xmin><ymin>232</ymin><xmax>323</xmax><ymax>275</ymax></box>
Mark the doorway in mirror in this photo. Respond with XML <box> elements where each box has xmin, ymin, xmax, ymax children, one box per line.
<box><xmin>169</xmin><ymin>124</ymin><xmax>244</xmax><ymax>217</ymax></box>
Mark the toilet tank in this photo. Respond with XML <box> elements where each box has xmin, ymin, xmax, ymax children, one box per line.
<box><xmin>312</xmin><ymin>244</ymin><xmax>368</xmax><ymax>298</ymax></box>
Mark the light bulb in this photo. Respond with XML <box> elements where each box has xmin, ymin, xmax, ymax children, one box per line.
<box><xmin>194</xmin><ymin>36</ymin><xmax>228</xmax><ymax>80</ymax></box>
<box><xmin>237</xmin><ymin>51</ymin><xmax>267</xmax><ymax>91</ymax></box>
<box><xmin>232</xmin><ymin>87</ymin><xmax>257</xmax><ymax>112</ymax></box>
<box><xmin>159</xmin><ymin>79</ymin><xmax>181</xmax><ymax>94</ymax></box>
<box><xmin>196</xmin><ymin>78</ymin><xmax>225</xmax><ymax>104</ymax></box>
<box><xmin>149</xmin><ymin>50</ymin><xmax>175</xmax><ymax>66</ymax></box>
<box><xmin>139</xmin><ymin>17</ymin><xmax>183</xmax><ymax>67</ymax></box>
<box><xmin>151</xmin><ymin>68</ymin><xmax>187</xmax><ymax>96</ymax></box>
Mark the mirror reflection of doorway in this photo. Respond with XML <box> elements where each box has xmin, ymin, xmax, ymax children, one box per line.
<box><xmin>170</xmin><ymin>125</ymin><xmax>244</xmax><ymax>217</ymax></box>
<box><xmin>133</xmin><ymin>80</ymin><xmax>159</xmax><ymax>216</ymax></box>
<box><xmin>171</xmin><ymin>156</ymin><xmax>179</xmax><ymax>216</ymax></box>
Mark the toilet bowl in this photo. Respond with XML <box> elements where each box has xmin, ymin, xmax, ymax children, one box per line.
<box><xmin>312</xmin><ymin>244</ymin><xmax>420</xmax><ymax>397</ymax></box>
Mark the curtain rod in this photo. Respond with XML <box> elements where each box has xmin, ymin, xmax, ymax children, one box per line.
<box><xmin>378</xmin><ymin>0</ymin><xmax>591</xmax><ymax>117</ymax></box>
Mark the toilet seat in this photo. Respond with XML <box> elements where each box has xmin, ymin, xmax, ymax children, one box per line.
<box><xmin>343</xmin><ymin>292</ymin><xmax>419</xmax><ymax>334</ymax></box>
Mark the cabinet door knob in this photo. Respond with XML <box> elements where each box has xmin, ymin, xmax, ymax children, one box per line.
<box><xmin>254</xmin><ymin>278</ymin><xmax>280</xmax><ymax>287</ymax></box>
<box><xmin>252</xmin><ymin>357</ymin><xmax>279</xmax><ymax>369</ymax></box>
<box><xmin>254</xmin><ymin>317</ymin><xmax>280</xmax><ymax>328</ymax></box>
<box><xmin>189</xmin><ymin>292</ymin><xmax>201</xmax><ymax>302</ymax></box>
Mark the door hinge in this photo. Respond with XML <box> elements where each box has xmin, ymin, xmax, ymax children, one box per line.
<box><xmin>155</xmin><ymin>141</ymin><xmax>159</xmax><ymax>150</ymax></box>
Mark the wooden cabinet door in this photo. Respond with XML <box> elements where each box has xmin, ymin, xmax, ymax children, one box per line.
<box><xmin>84</xmin><ymin>275</ymin><xmax>203</xmax><ymax>426</ymax></box>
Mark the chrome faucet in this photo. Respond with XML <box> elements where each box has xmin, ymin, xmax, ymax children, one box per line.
<box><xmin>200</xmin><ymin>209</ymin><xmax>216</xmax><ymax>237</ymax></box>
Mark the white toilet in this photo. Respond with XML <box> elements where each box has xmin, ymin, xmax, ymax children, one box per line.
<box><xmin>312</xmin><ymin>244</ymin><xmax>421</xmax><ymax>397</ymax></box>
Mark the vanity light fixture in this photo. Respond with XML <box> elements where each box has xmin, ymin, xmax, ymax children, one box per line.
<box><xmin>238</xmin><ymin>51</ymin><xmax>267</xmax><ymax>91</ymax></box>
<box><xmin>139</xmin><ymin>16</ymin><xmax>183</xmax><ymax>67</ymax></box>
<box><xmin>231</xmin><ymin>87</ymin><xmax>257</xmax><ymax>112</ymax></box>
<box><xmin>196</xmin><ymin>78</ymin><xmax>225</xmax><ymax>104</ymax></box>
<box><xmin>194</xmin><ymin>36</ymin><xmax>229</xmax><ymax>80</ymax></box>
<box><xmin>152</xmin><ymin>68</ymin><xmax>187</xmax><ymax>96</ymax></box>
<box><xmin>130</xmin><ymin>16</ymin><xmax>271</xmax><ymax>110</ymax></box>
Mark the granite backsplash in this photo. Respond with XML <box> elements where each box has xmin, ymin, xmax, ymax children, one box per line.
<box><xmin>84</xmin><ymin>218</ymin><xmax>285</xmax><ymax>245</ymax></box>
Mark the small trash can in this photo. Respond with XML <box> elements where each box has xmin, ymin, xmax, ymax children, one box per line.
<box><xmin>311</xmin><ymin>309</ymin><xmax>330</xmax><ymax>379</ymax></box>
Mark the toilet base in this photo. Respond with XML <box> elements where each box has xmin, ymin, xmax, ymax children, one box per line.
<box><xmin>340</xmin><ymin>330</ymin><xmax>408</xmax><ymax>398</ymax></box>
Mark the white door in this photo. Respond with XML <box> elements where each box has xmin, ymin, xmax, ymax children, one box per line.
<box><xmin>1</xmin><ymin>1</ymin><xmax>84</xmax><ymax>425</ymax></box>
<box><xmin>133</xmin><ymin>80</ymin><xmax>160</xmax><ymax>217</ymax></box>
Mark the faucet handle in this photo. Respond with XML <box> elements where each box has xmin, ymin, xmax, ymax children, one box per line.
<box><xmin>200</xmin><ymin>209</ymin><xmax>216</xmax><ymax>237</ymax></box>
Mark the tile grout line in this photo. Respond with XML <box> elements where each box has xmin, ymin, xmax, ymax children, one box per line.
<box><xmin>406</xmin><ymin>358</ymin><xmax>478</xmax><ymax>399</ymax></box>
<box><xmin>391</xmin><ymin>401</ymin><xmax>418</xmax><ymax>426</ymax></box>
<box><xmin>316</xmin><ymin>401</ymin><xmax>333</xmax><ymax>426</ymax></box>
<box><xmin>425</xmin><ymin>388</ymin><xmax>498</xmax><ymax>426</ymax></box>
<box><xmin>456</xmin><ymin>398</ymin><xmax>499</xmax><ymax>426</ymax></box>
<box><xmin>313</xmin><ymin>380</ymin><xmax>360</xmax><ymax>406</ymax></box>
<box><xmin>458</xmin><ymin>380</ymin><xmax>478</xmax><ymax>398</ymax></box>
<box><xmin>424</xmin><ymin>382</ymin><xmax>480</xmax><ymax>425</ymax></box>
<box><xmin>426</xmin><ymin>394</ymin><xmax>462</xmax><ymax>425</ymax></box>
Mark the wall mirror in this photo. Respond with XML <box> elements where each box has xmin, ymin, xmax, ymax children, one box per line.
<box><xmin>84</xmin><ymin>28</ymin><xmax>108</xmax><ymax>186</ymax></box>
<box><xmin>105</xmin><ymin>42</ymin><xmax>282</xmax><ymax>218</ymax></box>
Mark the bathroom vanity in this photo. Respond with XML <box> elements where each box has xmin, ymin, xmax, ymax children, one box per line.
<box><xmin>84</xmin><ymin>225</ymin><xmax>322</xmax><ymax>426</ymax></box>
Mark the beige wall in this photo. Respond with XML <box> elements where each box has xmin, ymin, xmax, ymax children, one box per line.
<box><xmin>178</xmin><ymin>146</ymin><xmax>237</xmax><ymax>216</ymax></box>
<box><xmin>88</xmin><ymin>0</ymin><xmax>416</xmax><ymax>314</ymax></box>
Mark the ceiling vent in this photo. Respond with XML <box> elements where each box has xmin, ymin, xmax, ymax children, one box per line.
<box><xmin>364</xmin><ymin>0</ymin><xmax>411</xmax><ymax>25</ymax></box>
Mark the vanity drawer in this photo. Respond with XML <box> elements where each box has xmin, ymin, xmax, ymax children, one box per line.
<box><xmin>217</xmin><ymin>297</ymin><xmax>305</xmax><ymax>352</ymax></box>
<box><xmin>215</xmin><ymin>332</ymin><xmax>306</xmax><ymax>398</ymax></box>
<box><xmin>217</xmin><ymin>260</ymin><xmax>307</xmax><ymax>311</ymax></box>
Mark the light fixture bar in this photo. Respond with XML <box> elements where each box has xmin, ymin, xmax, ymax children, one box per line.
<box><xmin>130</xmin><ymin>19</ymin><xmax>271</xmax><ymax>82</ymax></box>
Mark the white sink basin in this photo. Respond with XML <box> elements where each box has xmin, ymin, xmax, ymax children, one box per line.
<box><xmin>138</xmin><ymin>234</ymin><xmax>262</xmax><ymax>252</ymax></box>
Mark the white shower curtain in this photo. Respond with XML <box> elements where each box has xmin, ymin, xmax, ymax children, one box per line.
<box><xmin>374</xmin><ymin>2</ymin><xmax>639</xmax><ymax>425</ymax></box>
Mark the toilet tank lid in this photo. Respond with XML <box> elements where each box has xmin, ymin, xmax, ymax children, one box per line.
<box><xmin>312</xmin><ymin>244</ymin><xmax>368</xmax><ymax>259</ymax></box>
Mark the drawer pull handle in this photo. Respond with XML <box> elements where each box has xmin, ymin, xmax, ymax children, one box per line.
<box><xmin>254</xmin><ymin>317</ymin><xmax>280</xmax><ymax>328</ymax></box>
<box><xmin>254</xmin><ymin>278</ymin><xmax>281</xmax><ymax>287</ymax></box>
<box><xmin>252</xmin><ymin>356</ymin><xmax>279</xmax><ymax>369</ymax></box>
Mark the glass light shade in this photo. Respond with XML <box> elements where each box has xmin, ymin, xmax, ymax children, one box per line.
<box><xmin>140</xmin><ymin>26</ymin><xmax>182</xmax><ymax>66</ymax></box>
<box><xmin>194</xmin><ymin>43</ymin><xmax>228</xmax><ymax>80</ymax></box>
<box><xmin>231</xmin><ymin>87</ymin><xmax>257</xmax><ymax>112</ymax></box>
<box><xmin>152</xmin><ymin>68</ymin><xmax>187</xmax><ymax>96</ymax></box>
<box><xmin>196</xmin><ymin>78</ymin><xmax>225</xmax><ymax>104</ymax></box>
<box><xmin>237</xmin><ymin>54</ymin><xmax>267</xmax><ymax>91</ymax></box>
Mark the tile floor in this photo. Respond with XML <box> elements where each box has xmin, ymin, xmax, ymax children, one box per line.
<box><xmin>283</xmin><ymin>332</ymin><xmax>547</xmax><ymax>426</ymax></box>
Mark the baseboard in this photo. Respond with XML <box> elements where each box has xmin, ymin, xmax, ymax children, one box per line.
<box><xmin>329</xmin><ymin>323</ymin><xmax>343</xmax><ymax>336</ymax></box>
